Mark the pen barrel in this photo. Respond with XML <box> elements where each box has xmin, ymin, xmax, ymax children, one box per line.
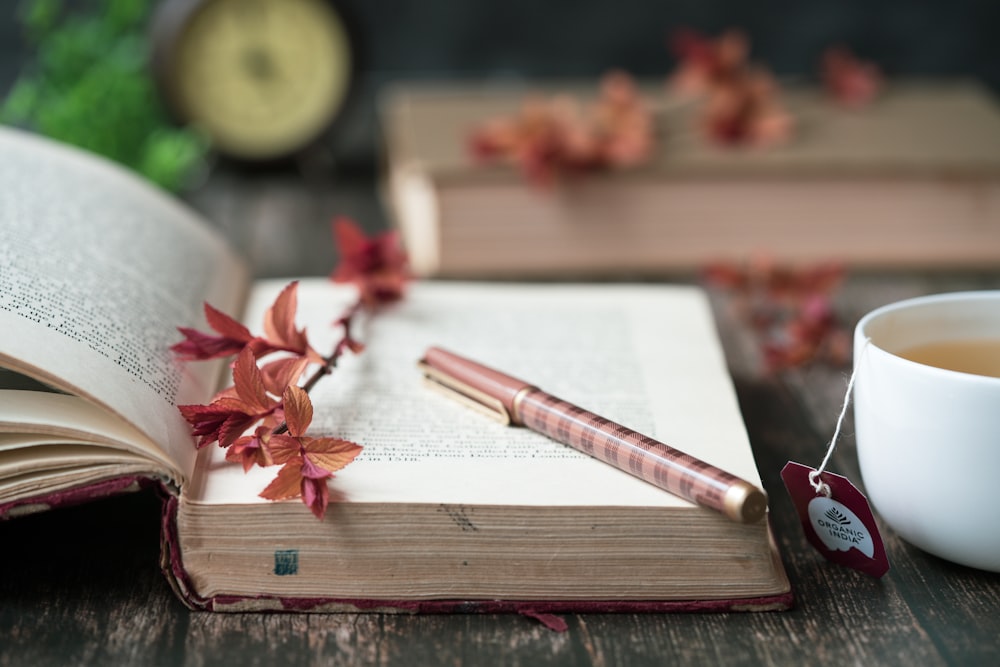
<box><xmin>514</xmin><ymin>389</ymin><xmax>767</xmax><ymax>523</ymax></box>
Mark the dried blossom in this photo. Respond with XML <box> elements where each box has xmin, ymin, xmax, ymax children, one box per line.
<box><xmin>171</xmin><ymin>303</ymin><xmax>257</xmax><ymax>361</ymax></box>
<box><xmin>667</xmin><ymin>28</ymin><xmax>794</xmax><ymax>147</ymax></box>
<box><xmin>821</xmin><ymin>46</ymin><xmax>882</xmax><ymax>109</ymax></box>
<box><xmin>172</xmin><ymin>218</ymin><xmax>408</xmax><ymax>519</ymax></box>
<box><xmin>668</xmin><ymin>28</ymin><xmax>750</xmax><ymax>97</ymax></box>
<box><xmin>178</xmin><ymin>348</ymin><xmax>283</xmax><ymax>448</ymax></box>
<box><xmin>259</xmin><ymin>356</ymin><xmax>311</xmax><ymax>397</ymax></box>
<box><xmin>172</xmin><ymin>282</ymin><xmax>321</xmax><ymax>363</ymax></box>
<box><xmin>227</xmin><ymin>425</ymin><xmax>275</xmax><ymax>472</ymax></box>
<box><xmin>258</xmin><ymin>281</ymin><xmax>323</xmax><ymax>362</ymax></box>
<box><xmin>700</xmin><ymin>67</ymin><xmax>794</xmax><ymax>147</ymax></box>
<box><xmin>468</xmin><ymin>71</ymin><xmax>655</xmax><ymax>186</ymax></box>
<box><xmin>761</xmin><ymin>293</ymin><xmax>851</xmax><ymax>371</ymax></box>
<box><xmin>592</xmin><ymin>71</ymin><xmax>656</xmax><ymax>168</ymax></box>
<box><xmin>330</xmin><ymin>217</ymin><xmax>410</xmax><ymax>306</ymax></box>
<box><xmin>704</xmin><ymin>258</ymin><xmax>849</xmax><ymax>372</ymax></box>
<box><xmin>469</xmin><ymin>96</ymin><xmax>587</xmax><ymax>186</ymax></box>
<box><xmin>257</xmin><ymin>386</ymin><xmax>362</xmax><ymax>519</ymax></box>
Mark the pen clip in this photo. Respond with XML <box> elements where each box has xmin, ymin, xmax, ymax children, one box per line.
<box><xmin>417</xmin><ymin>360</ymin><xmax>512</xmax><ymax>425</ymax></box>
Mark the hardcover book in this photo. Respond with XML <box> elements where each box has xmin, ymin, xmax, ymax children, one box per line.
<box><xmin>0</xmin><ymin>128</ymin><xmax>791</xmax><ymax>612</ymax></box>
<box><xmin>380</xmin><ymin>80</ymin><xmax>1000</xmax><ymax>277</ymax></box>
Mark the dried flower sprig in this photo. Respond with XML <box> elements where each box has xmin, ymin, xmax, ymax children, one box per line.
<box><xmin>703</xmin><ymin>258</ymin><xmax>850</xmax><ymax>372</ymax></box>
<box><xmin>668</xmin><ymin>28</ymin><xmax>795</xmax><ymax>147</ymax></box>
<box><xmin>466</xmin><ymin>28</ymin><xmax>888</xmax><ymax>184</ymax></box>
<box><xmin>821</xmin><ymin>46</ymin><xmax>883</xmax><ymax>109</ymax></box>
<box><xmin>668</xmin><ymin>28</ymin><xmax>750</xmax><ymax>98</ymax></box>
<box><xmin>172</xmin><ymin>217</ymin><xmax>410</xmax><ymax>518</ymax></box>
<box><xmin>699</xmin><ymin>67</ymin><xmax>795</xmax><ymax>147</ymax></box>
<box><xmin>468</xmin><ymin>70</ymin><xmax>655</xmax><ymax>187</ymax></box>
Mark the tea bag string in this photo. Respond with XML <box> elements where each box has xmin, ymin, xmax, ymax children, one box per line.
<box><xmin>809</xmin><ymin>338</ymin><xmax>872</xmax><ymax>497</ymax></box>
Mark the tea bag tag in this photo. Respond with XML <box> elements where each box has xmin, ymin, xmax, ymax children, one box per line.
<box><xmin>781</xmin><ymin>338</ymin><xmax>889</xmax><ymax>577</ymax></box>
<box><xmin>781</xmin><ymin>462</ymin><xmax>889</xmax><ymax>577</ymax></box>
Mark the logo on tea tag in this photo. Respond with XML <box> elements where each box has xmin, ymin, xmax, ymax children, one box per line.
<box><xmin>808</xmin><ymin>497</ymin><xmax>875</xmax><ymax>558</ymax></box>
<box><xmin>781</xmin><ymin>461</ymin><xmax>890</xmax><ymax>577</ymax></box>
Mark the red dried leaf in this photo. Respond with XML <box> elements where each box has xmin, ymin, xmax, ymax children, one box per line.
<box><xmin>171</xmin><ymin>303</ymin><xmax>257</xmax><ymax>361</ymax></box>
<box><xmin>282</xmin><ymin>385</ymin><xmax>313</xmax><ymax>438</ymax></box>
<box><xmin>205</xmin><ymin>302</ymin><xmax>254</xmax><ymax>342</ymax></box>
<box><xmin>303</xmin><ymin>436</ymin><xmax>363</xmax><ymax>474</ymax></box>
<box><xmin>467</xmin><ymin>72</ymin><xmax>655</xmax><ymax>187</ymax></box>
<box><xmin>301</xmin><ymin>473</ymin><xmax>331</xmax><ymax>520</ymax></box>
<box><xmin>344</xmin><ymin>338</ymin><xmax>365</xmax><ymax>354</ymax></box>
<box><xmin>263</xmin><ymin>433</ymin><xmax>303</xmax><ymax>465</ymax></box>
<box><xmin>171</xmin><ymin>327</ymin><xmax>242</xmax><ymax>361</ymax></box>
<box><xmin>227</xmin><ymin>426</ymin><xmax>275</xmax><ymax>472</ymax></box>
<box><xmin>259</xmin><ymin>459</ymin><xmax>306</xmax><ymax>501</ymax></box>
<box><xmin>263</xmin><ymin>281</ymin><xmax>300</xmax><ymax>344</ymax></box>
<box><xmin>216</xmin><ymin>412</ymin><xmax>261</xmax><ymax>449</ymax></box>
<box><xmin>172</xmin><ymin>282</ymin><xmax>321</xmax><ymax>365</ymax></box>
<box><xmin>703</xmin><ymin>258</ymin><xmax>848</xmax><ymax>372</ymax></box>
<box><xmin>260</xmin><ymin>356</ymin><xmax>310</xmax><ymax>397</ymax></box>
<box><xmin>700</xmin><ymin>68</ymin><xmax>794</xmax><ymax>147</ymax></box>
<box><xmin>668</xmin><ymin>28</ymin><xmax>749</xmax><ymax>97</ymax></box>
<box><xmin>179</xmin><ymin>398</ymin><xmax>260</xmax><ymax>449</ymax></box>
<box><xmin>702</xmin><ymin>262</ymin><xmax>750</xmax><ymax>290</ymax></box>
<box><xmin>300</xmin><ymin>452</ymin><xmax>332</xmax><ymax>479</ymax></box>
<box><xmin>178</xmin><ymin>400</ymin><xmax>235</xmax><ymax>449</ymax></box>
<box><xmin>705</xmin><ymin>258</ymin><xmax>845</xmax><ymax>302</ymax></box>
<box><xmin>592</xmin><ymin>71</ymin><xmax>655</xmax><ymax>168</ymax></box>
<box><xmin>331</xmin><ymin>216</ymin><xmax>368</xmax><ymax>259</ymax></box>
<box><xmin>299</xmin><ymin>454</ymin><xmax>335</xmax><ymax>519</ymax></box>
<box><xmin>666</xmin><ymin>28</ymin><xmax>795</xmax><ymax>148</ymax></box>
<box><xmin>179</xmin><ymin>349</ymin><xmax>281</xmax><ymax>448</ymax></box>
<box><xmin>330</xmin><ymin>217</ymin><xmax>410</xmax><ymax>306</ymax></box>
<box><xmin>232</xmin><ymin>348</ymin><xmax>274</xmax><ymax>414</ymax></box>
<box><xmin>821</xmin><ymin>46</ymin><xmax>882</xmax><ymax>109</ymax></box>
<box><xmin>260</xmin><ymin>282</ymin><xmax>321</xmax><ymax>362</ymax></box>
<box><xmin>258</xmin><ymin>453</ymin><xmax>336</xmax><ymax>519</ymax></box>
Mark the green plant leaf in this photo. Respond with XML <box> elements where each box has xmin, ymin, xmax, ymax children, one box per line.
<box><xmin>4</xmin><ymin>0</ymin><xmax>207</xmax><ymax>192</ymax></box>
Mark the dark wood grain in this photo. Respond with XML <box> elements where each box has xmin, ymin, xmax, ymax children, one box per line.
<box><xmin>2</xmin><ymin>167</ymin><xmax>999</xmax><ymax>666</ymax></box>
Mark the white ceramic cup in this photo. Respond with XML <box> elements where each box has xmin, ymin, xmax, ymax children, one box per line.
<box><xmin>854</xmin><ymin>291</ymin><xmax>1000</xmax><ymax>572</ymax></box>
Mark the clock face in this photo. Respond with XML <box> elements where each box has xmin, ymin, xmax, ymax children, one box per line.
<box><xmin>165</xmin><ymin>0</ymin><xmax>355</xmax><ymax>160</ymax></box>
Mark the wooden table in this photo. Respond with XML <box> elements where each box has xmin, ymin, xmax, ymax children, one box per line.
<box><xmin>2</xmin><ymin>166</ymin><xmax>999</xmax><ymax>666</ymax></box>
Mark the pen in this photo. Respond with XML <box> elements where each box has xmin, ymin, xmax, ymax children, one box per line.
<box><xmin>418</xmin><ymin>346</ymin><xmax>768</xmax><ymax>524</ymax></box>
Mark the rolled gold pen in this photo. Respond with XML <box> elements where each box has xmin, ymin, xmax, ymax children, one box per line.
<box><xmin>418</xmin><ymin>346</ymin><xmax>768</xmax><ymax>524</ymax></box>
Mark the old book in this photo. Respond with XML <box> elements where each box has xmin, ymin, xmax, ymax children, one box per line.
<box><xmin>381</xmin><ymin>80</ymin><xmax>1000</xmax><ymax>277</ymax></box>
<box><xmin>0</xmin><ymin>127</ymin><xmax>791</xmax><ymax>612</ymax></box>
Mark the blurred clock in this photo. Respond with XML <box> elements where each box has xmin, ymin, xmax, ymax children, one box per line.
<box><xmin>151</xmin><ymin>0</ymin><xmax>359</xmax><ymax>161</ymax></box>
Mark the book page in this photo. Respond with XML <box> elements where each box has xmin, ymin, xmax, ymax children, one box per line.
<box><xmin>0</xmin><ymin>390</ymin><xmax>174</xmax><ymax>467</ymax></box>
<box><xmin>0</xmin><ymin>128</ymin><xmax>249</xmax><ymax>483</ymax></box>
<box><xmin>190</xmin><ymin>280</ymin><xmax>761</xmax><ymax>508</ymax></box>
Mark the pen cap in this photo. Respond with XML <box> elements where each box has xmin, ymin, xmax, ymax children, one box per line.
<box><xmin>422</xmin><ymin>347</ymin><xmax>534</xmax><ymax>420</ymax></box>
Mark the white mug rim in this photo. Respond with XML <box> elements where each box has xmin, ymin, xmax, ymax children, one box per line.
<box><xmin>854</xmin><ymin>290</ymin><xmax>1000</xmax><ymax>385</ymax></box>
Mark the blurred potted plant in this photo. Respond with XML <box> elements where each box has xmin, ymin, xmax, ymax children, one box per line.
<box><xmin>1</xmin><ymin>0</ymin><xmax>207</xmax><ymax>192</ymax></box>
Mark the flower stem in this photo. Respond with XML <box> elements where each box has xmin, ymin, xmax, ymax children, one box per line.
<box><xmin>271</xmin><ymin>297</ymin><xmax>364</xmax><ymax>436</ymax></box>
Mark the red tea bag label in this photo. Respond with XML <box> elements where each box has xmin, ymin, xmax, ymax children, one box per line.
<box><xmin>781</xmin><ymin>461</ymin><xmax>890</xmax><ymax>578</ymax></box>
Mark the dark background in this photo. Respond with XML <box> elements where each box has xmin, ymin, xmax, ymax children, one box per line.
<box><xmin>2</xmin><ymin>0</ymin><xmax>1000</xmax><ymax>170</ymax></box>
<box><xmin>6</xmin><ymin>0</ymin><xmax>994</xmax><ymax>83</ymax></box>
<box><xmin>3</xmin><ymin>5</ymin><xmax>1000</xmax><ymax>665</ymax></box>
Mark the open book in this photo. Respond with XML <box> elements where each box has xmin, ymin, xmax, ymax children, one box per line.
<box><xmin>0</xmin><ymin>128</ymin><xmax>791</xmax><ymax>612</ymax></box>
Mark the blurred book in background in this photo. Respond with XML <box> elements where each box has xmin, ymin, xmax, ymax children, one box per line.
<box><xmin>380</xmin><ymin>80</ymin><xmax>1000</xmax><ymax>278</ymax></box>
